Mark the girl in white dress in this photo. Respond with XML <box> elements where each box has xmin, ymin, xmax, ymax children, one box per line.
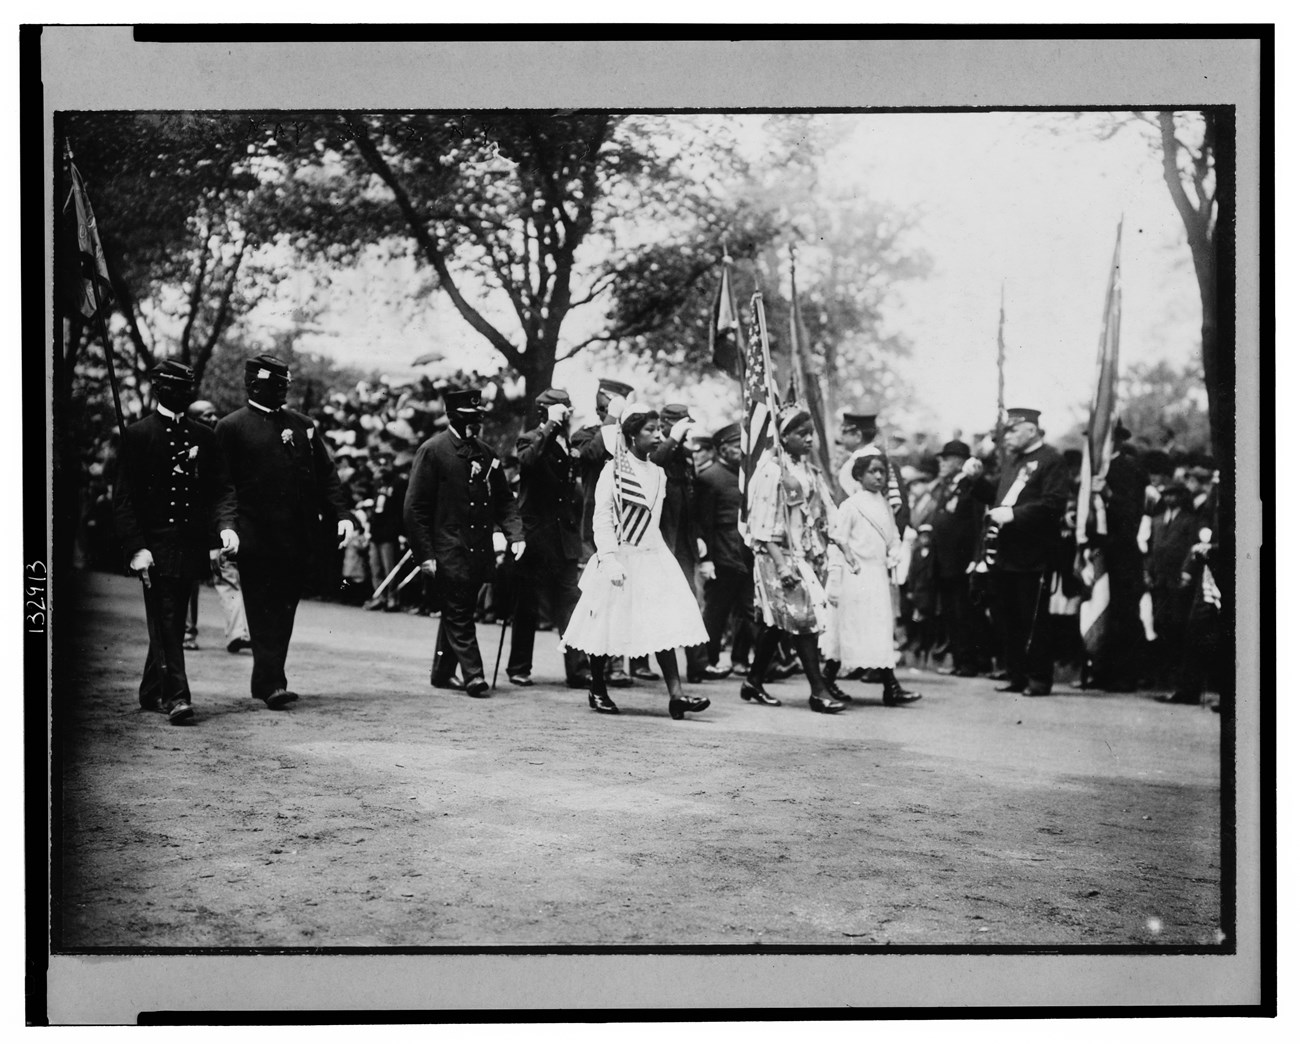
<box><xmin>821</xmin><ymin>454</ymin><xmax>921</xmax><ymax>705</ymax></box>
<box><xmin>561</xmin><ymin>404</ymin><xmax>712</xmax><ymax>720</ymax></box>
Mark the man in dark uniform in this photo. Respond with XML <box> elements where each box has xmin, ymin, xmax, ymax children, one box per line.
<box><xmin>968</xmin><ymin>407</ymin><xmax>1071</xmax><ymax>695</ymax></box>
<box><xmin>404</xmin><ymin>388</ymin><xmax>525</xmax><ymax>699</ymax></box>
<box><xmin>215</xmin><ymin>354</ymin><xmax>354</xmax><ymax>710</ymax></box>
<box><xmin>363</xmin><ymin>450</ymin><xmax>408</xmax><ymax>612</ymax></box>
<box><xmin>694</xmin><ymin>421</ymin><xmax>755</xmax><ymax>677</ymax></box>
<box><xmin>569</xmin><ymin>377</ymin><xmax>634</xmax><ymax>688</ymax></box>
<box><xmin>1085</xmin><ymin>421</ymin><xmax>1149</xmax><ymax>691</ymax></box>
<box><xmin>929</xmin><ymin>439</ymin><xmax>986</xmax><ymax>676</ymax></box>
<box><xmin>1145</xmin><ymin>480</ymin><xmax>1200</xmax><ymax>691</ymax></box>
<box><xmin>506</xmin><ymin>387</ymin><xmax>588</xmax><ymax>688</ymax></box>
<box><xmin>114</xmin><ymin>361</ymin><xmax>238</xmax><ymax>724</ymax></box>
<box><xmin>650</xmin><ymin>403</ymin><xmax>712</xmax><ymax>681</ymax></box>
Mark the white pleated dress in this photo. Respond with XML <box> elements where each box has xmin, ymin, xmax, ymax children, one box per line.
<box><xmin>561</xmin><ymin>449</ymin><xmax>710</xmax><ymax>657</ymax></box>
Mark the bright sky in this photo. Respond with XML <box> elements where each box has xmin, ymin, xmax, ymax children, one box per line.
<box><xmin>279</xmin><ymin>110</ymin><xmax>1201</xmax><ymax>442</ymax></box>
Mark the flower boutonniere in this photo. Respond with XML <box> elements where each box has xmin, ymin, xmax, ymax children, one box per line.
<box><xmin>470</xmin><ymin>460</ymin><xmax>483</xmax><ymax>480</ymax></box>
<box><xmin>281</xmin><ymin>428</ymin><xmax>294</xmax><ymax>447</ymax></box>
<box><xmin>188</xmin><ymin>445</ymin><xmax>199</xmax><ymax>461</ymax></box>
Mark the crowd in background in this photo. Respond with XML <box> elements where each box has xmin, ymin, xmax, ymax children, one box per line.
<box><xmin>73</xmin><ymin>375</ymin><xmax>1227</xmax><ymax>709</ymax></box>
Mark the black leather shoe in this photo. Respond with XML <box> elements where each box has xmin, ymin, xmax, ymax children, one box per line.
<box><xmin>606</xmin><ymin>668</ymin><xmax>634</xmax><ymax>689</ymax></box>
<box><xmin>631</xmin><ymin>665</ymin><xmax>660</xmax><ymax>681</ymax></box>
<box><xmin>883</xmin><ymin>685</ymin><xmax>922</xmax><ymax>706</ymax></box>
<box><xmin>265</xmin><ymin>689</ymin><xmax>297</xmax><ymax>710</ymax></box>
<box><xmin>739</xmin><ymin>680</ymin><xmax>781</xmax><ymax>706</ymax></box>
<box><xmin>226</xmin><ymin>638</ymin><xmax>252</xmax><ymax>654</ymax></box>
<box><xmin>809</xmin><ymin>693</ymin><xmax>846</xmax><ymax>714</ymax></box>
<box><xmin>508</xmin><ymin>673</ymin><xmax>534</xmax><ymax>687</ymax></box>
<box><xmin>431</xmin><ymin>674</ymin><xmax>465</xmax><ymax>690</ymax></box>
<box><xmin>669</xmin><ymin>695</ymin><xmax>710</xmax><ymax>720</ymax></box>
<box><xmin>701</xmin><ymin>664</ymin><xmax>734</xmax><ymax>680</ymax></box>
<box><xmin>823</xmin><ymin>677</ymin><xmax>850</xmax><ymax>701</ymax></box>
<box><xmin>465</xmin><ymin>678</ymin><xmax>491</xmax><ymax>698</ymax></box>
<box><xmin>996</xmin><ymin>681</ymin><xmax>1026</xmax><ymax>693</ymax></box>
<box><xmin>588</xmin><ymin>691</ymin><xmax>620</xmax><ymax>714</ymax></box>
<box><xmin>166</xmin><ymin>700</ymin><xmax>195</xmax><ymax>724</ymax></box>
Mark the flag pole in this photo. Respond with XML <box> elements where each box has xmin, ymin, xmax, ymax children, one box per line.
<box><xmin>752</xmin><ymin>291</ymin><xmax>782</xmax><ymax>468</ymax></box>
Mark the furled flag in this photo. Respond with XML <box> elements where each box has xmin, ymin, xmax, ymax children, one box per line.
<box><xmin>63</xmin><ymin>158</ymin><xmax>114</xmax><ymax>320</ymax></box>
<box><xmin>789</xmin><ymin>251</ymin><xmax>834</xmax><ymax>481</ymax></box>
<box><xmin>1076</xmin><ymin>220</ymin><xmax>1124</xmax><ymax>655</ymax></box>
<box><xmin>738</xmin><ymin>295</ymin><xmax>778</xmax><ymax>545</ymax></box>
<box><xmin>709</xmin><ymin>250</ymin><xmax>743</xmax><ymax>380</ymax></box>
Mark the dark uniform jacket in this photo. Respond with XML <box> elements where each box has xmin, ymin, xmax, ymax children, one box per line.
<box><xmin>370</xmin><ymin>474</ymin><xmax>408</xmax><ymax>544</ymax></box>
<box><xmin>973</xmin><ymin>441</ymin><xmax>1071</xmax><ymax>573</ymax></box>
<box><xmin>1147</xmin><ymin>506</ymin><xmax>1200</xmax><ymax>590</ymax></box>
<box><xmin>404</xmin><ymin>427</ymin><xmax>524</xmax><ymax>585</ymax></box>
<box><xmin>650</xmin><ymin>440</ymin><xmax>701</xmax><ymax>566</ymax></box>
<box><xmin>114</xmin><ymin>410</ymin><xmax>237</xmax><ymax>580</ymax></box>
<box><xmin>514</xmin><ymin>423</ymin><xmax>583</xmax><ymax>567</ymax></box>
<box><xmin>214</xmin><ymin>404</ymin><xmax>351</xmax><ymax>566</ymax></box>
<box><xmin>570</xmin><ymin>423</ymin><xmax>616</xmax><ymax>551</ymax></box>
<box><xmin>928</xmin><ymin>473</ymin><xmax>983</xmax><ymax>580</ymax></box>
<box><xmin>694</xmin><ymin>459</ymin><xmax>749</xmax><ymax>575</ymax></box>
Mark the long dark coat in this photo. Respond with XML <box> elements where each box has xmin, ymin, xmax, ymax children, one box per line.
<box><xmin>694</xmin><ymin>458</ymin><xmax>749</xmax><ymax>575</ymax></box>
<box><xmin>973</xmin><ymin>442</ymin><xmax>1071</xmax><ymax>573</ymax></box>
<box><xmin>404</xmin><ymin>427</ymin><xmax>524</xmax><ymax>585</ymax></box>
<box><xmin>113</xmin><ymin>411</ymin><xmax>237</xmax><ymax>580</ymax></box>
<box><xmin>514</xmin><ymin>423</ymin><xmax>583</xmax><ymax>568</ymax></box>
<box><xmin>214</xmin><ymin>405</ymin><xmax>351</xmax><ymax>570</ymax></box>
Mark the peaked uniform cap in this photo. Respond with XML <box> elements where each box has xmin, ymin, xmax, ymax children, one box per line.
<box><xmin>1006</xmin><ymin>407</ymin><xmax>1041</xmax><ymax>426</ymax></box>
<box><xmin>713</xmin><ymin>421</ymin><xmax>743</xmax><ymax>445</ymax></box>
<box><xmin>243</xmin><ymin>354</ymin><xmax>291</xmax><ymax>381</ymax></box>
<box><xmin>661</xmin><ymin>403</ymin><xmax>692</xmax><ymax>424</ymax></box>
<box><xmin>535</xmin><ymin>388</ymin><xmax>572</xmax><ymax>409</ymax></box>
<box><xmin>151</xmin><ymin>359</ymin><xmax>195</xmax><ymax>384</ymax></box>
<box><xmin>841</xmin><ymin>411</ymin><xmax>878</xmax><ymax>432</ymax></box>
<box><xmin>596</xmin><ymin>378</ymin><xmax>634</xmax><ymax>399</ymax></box>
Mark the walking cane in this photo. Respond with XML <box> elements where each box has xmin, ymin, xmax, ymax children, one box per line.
<box><xmin>370</xmin><ymin>548</ymin><xmax>413</xmax><ymax>602</ymax></box>
<box><xmin>490</xmin><ymin>577</ymin><xmax>521</xmax><ymax>692</ymax></box>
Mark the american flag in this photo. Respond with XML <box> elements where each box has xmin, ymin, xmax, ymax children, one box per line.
<box><xmin>1077</xmin><ymin>220</ymin><xmax>1123</xmax><ymax>655</ymax></box>
<box><xmin>738</xmin><ymin>295</ymin><xmax>777</xmax><ymax>545</ymax></box>
<box><xmin>63</xmin><ymin>158</ymin><xmax>114</xmax><ymax>320</ymax></box>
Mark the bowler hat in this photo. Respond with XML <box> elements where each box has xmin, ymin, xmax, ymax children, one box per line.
<box><xmin>443</xmin><ymin>388</ymin><xmax>484</xmax><ymax>414</ymax></box>
<box><xmin>938</xmin><ymin>439</ymin><xmax>970</xmax><ymax>459</ymax></box>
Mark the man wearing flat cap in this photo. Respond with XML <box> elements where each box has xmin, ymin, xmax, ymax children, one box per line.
<box><xmin>215</xmin><ymin>354</ymin><xmax>355</xmax><ymax>710</ymax></box>
<box><xmin>505</xmin><ymin>387</ymin><xmax>588</xmax><ymax>688</ymax></box>
<box><xmin>405</xmin><ymin>387</ymin><xmax>525</xmax><ymax>698</ymax></box>
<box><xmin>694</xmin><ymin>421</ymin><xmax>756</xmax><ymax>677</ymax></box>
<box><xmin>966</xmin><ymin>407</ymin><xmax>1070</xmax><ymax>695</ymax></box>
<box><xmin>115</xmin><ymin>360</ymin><xmax>238</xmax><ymax>724</ymax></box>
<box><xmin>928</xmin><ymin>439</ymin><xmax>988</xmax><ymax>676</ymax></box>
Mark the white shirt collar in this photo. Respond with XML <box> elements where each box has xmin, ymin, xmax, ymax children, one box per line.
<box><xmin>248</xmin><ymin>398</ymin><xmax>276</xmax><ymax>414</ymax></box>
<box><xmin>157</xmin><ymin>403</ymin><xmax>180</xmax><ymax>422</ymax></box>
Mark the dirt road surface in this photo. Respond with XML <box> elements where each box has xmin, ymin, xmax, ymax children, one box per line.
<box><xmin>53</xmin><ymin>571</ymin><xmax>1222</xmax><ymax>949</ymax></box>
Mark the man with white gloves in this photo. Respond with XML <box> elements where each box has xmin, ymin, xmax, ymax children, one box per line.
<box><xmin>114</xmin><ymin>360</ymin><xmax>238</xmax><ymax>724</ymax></box>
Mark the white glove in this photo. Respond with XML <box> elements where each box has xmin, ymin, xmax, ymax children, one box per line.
<box><xmin>129</xmin><ymin>549</ymin><xmax>154</xmax><ymax>574</ymax></box>
<box><xmin>511</xmin><ymin>540</ymin><xmax>527</xmax><ymax>561</ymax></box>
<box><xmin>698</xmin><ymin>561</ymin><xmax>717</xmax><ymax>582</ymax></box>
<box><xmin>602</xmin><ymin>556</ymin><xmax>626</xmax><ymax>587</ymax></box>
<box><xmin>669</xmin><ymin>417</ymin><xmax>691</xmax><ymax>443</ymax></box>
<box><xmin>337</xmin><ymin>518</ymin><xmax>355</xmax><ymax>548</ymax></box>
<box><xmin>420</xmin><ymin>558</ymin><xmax>438</xmax><ymax>578</ymax></box>
<box><xmin>546</xmin><ymin>403</ymin><xmax>570</xmax><ymax>425</ymax></box>
<box><xmin>605</xmin><ymin>395</ymin><xmax>628</xmax><ymax>422</ymax></box>
<box><xmin>220</xmin><ymin>529</ymin><xmax>239</xmax><ymax>555</ymax></box>
<box><xmin>961</xmin><ymin>457</ymin><xmax>984</xmax><ymax>478</ymax></box>
<box><xmin>696</xmin><ymin>538</ymin><xmax>708</xmax><ymax>559</ymax></box>
<box><xmin>989</xmin><ymin>505</ymin><xmax>1015</xmax><ymax>526</ymax></box>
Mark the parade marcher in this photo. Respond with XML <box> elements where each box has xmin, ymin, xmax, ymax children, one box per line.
<box><xmin>560</xmin><ymin>402</ymin><xmax>712</xmax><ymax>720</ymax></box>
<box><xmin>569</xmin><ymin>378</ymin><xmax>635</xmax><ymax>688</ymax></box>
<box><xmin>822</xmin><ymin>454</ymin><xmax>922</xmax><ymax>705</ymax></box>
<box><xmin>740</xmin><ymin>404</ymin><xmax>849</xmax><ymax>714</ymax></box>
<box><xmin>836</xmin><ymin>410</ymin><xmax>909</xmax><ymax>534</ymax></box>
<box><xmin>967</xmin><ymin>407</ymin><xmax>1071</xmax><ymax>696</ymax></box>
<box><xmin>929</xmin><ymin>439</ymin><xmax>986</xmax><ymax>676</ymax></box>
<box><xmin>114</xmin><ymin>361</ymin><xmax>238</xmax><ymax>724</ymax></box>
<box><xmin>1157</xmin><ymin>490</ymin><xmax>1227</xmax><ymax>708</ymax></box>
<box><xmin>1084</xmin><ymin>422</ymin><xmax>1148</xmax><ymax>691</ymax></box>
<box><xmin>506</xmin><ymin>387</ymin><xmax>589</xmax><ymax>688</ymax></box>
<box><xmin>1145</xmin><ymin>481</ymin><xmax>1200</xmax><ymax>691</ymax></box>
<box><xmin>649</xmin><ymin>403</ymin><xmax>712</xmax><ymax>682</ymax></box>
<box><xmin>694</xmin><ymin>421</ymin><xmax>757</xmax><ymax>677</ymax></box>
<box><xmin>363</xmin><ymin>450</ymin><xmax>407</xmax><ymax>613</ymax></box>
<box><xmin>182</xmin><ymin>399</ymin><xmax>252</xmax><ymax>654</ymax></box>
<box><xmin>404</xmin><ymin>388</ymin><xmax>525</xmax><ymax>699</ymax></box>
<box><xmin>215</xmin><ymin>354</ymin><xmax>355</xmax><ymax>710</ymax></box>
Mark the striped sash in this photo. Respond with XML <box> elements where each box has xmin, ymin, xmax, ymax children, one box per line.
<box><xmin>613</xmin><ymin>448</ymin><xmax>657</xmax><ymax>545</ymax></box>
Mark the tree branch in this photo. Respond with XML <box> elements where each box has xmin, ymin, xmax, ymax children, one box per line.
<box><xmin>347</xmin><ymin>116</ymin><xmax>525</xmax><ymax>371</ymax></box>
<box><xmin>177</xmin><ymin>228</ymin><xmax>211</xmax><ymax>364</ymax></box>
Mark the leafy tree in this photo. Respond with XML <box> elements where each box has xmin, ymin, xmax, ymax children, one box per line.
<box><xmin>1114</xmin><ymin>358</ymin><xmax>1211</xmax><ymax>455</ymax></box>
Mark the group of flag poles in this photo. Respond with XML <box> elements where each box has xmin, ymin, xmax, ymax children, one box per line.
<box><xmin>705</xmin><ymin>219</ymin><xmax>1124</xmax><ymax>653</ymax></box>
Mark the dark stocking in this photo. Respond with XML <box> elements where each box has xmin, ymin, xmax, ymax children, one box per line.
<box><xmin>793</xmin><ymin>633</ymin><xmax>828</xmax><ymax>698</ymax></box>
<box><xmin>746</xmin><ymin>627</ymin><xmax>783</xmax><ymax>686</ymax></box>
<box><xmin>589</xmin><ymin>655</ymin><xmax>609</xmax><ymax>698</ymax></box>
<box><xmin>655</xmin><ymin>649</ymin><xmax>684</xmax><ymax>699</ymax></box>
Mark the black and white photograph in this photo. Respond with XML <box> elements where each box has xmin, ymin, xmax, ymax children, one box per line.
<box><xmin>26</xmin><ymin>27</ymin><xmax>1269</xmax><ymax>1022</ymax></box>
